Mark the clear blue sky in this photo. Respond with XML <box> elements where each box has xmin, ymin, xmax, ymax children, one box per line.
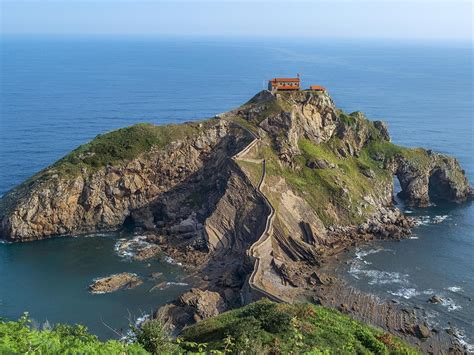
<box><xmin>1</xmin><ymin>0</ymin><xmax>472</xmax><ymax>41</ymax></box>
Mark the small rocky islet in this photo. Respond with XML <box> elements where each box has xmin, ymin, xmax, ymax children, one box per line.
<box><xmin>0</xmin><ymin>89</ymin><xmax>472</xmax><ymax>353</ymax></box>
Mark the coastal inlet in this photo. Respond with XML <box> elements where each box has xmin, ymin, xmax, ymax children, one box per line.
<box><xmin>0</xmin><ymin>232</ymin><xmax>192</xmax><ymax>339</ymax></box>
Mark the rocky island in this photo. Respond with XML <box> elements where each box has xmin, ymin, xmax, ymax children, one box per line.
<box><xmin>1</xmin><ymin>89</ymin><xmax>472</xmax><ymax>353</ymax></box>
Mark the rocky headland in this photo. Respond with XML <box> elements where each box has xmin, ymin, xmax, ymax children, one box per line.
<box><xmin>1</xmin><ymin>89</ymin><xmax>472</xmax><ymax>353</ymax></box>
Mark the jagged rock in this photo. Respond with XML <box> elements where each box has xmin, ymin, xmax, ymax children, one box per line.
<box><xmin>373</xmin><ymin>121</ymin><xmax>390</xmax><ymax>141</ymax></box>
<box><xmin>428</xmin><ymin>295</ymin><xmax>443</xmax><ymax>304</ymax></box>
<box><xmin>308</xmin><ymin>271</ymin><xmax>334</xmax><ymax>286</ymax></box>
<box><xmin>156</xmin><ymin>288</ymin><xmax>227</xmax><ymax>332</ymax></box>
<box><xmin>306</xmin><ymin>158</ymin><xmax>335</xmax><ymax>169</ymax></box>
<box><xmin>134</xmin><ymin>245</ymin><xmax>161</xmax><ymax>261</ymax></box>
<box><xmin>361</xmin><ymin>167</ymin><xmax>376</xmax><ymax>179</ymax></box>
<box><xmin>410</xmin><ymin>324</ymin><xmax>431</xmax><ymax>339</ymax></box>
<box><xmin>88</xmin><ymin>273</ymin><xmax>142</xmax><ymax>294</ymax></box>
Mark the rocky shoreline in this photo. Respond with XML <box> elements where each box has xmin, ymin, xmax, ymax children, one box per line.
<box><xmin>1</xmin><ymin>89</ymin><xmax>472</xmax><ymax>353</ymax></box>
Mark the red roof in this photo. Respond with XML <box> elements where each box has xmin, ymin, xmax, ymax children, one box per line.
<box><xmin>310</xmin><ymin>85</ymin><xmax>325</xmax><ymax>90</ymax></box>
<box><xmin>270</xmin><ymin>77</ymin><xmax>300</xmax><ymax>82</ymax></box>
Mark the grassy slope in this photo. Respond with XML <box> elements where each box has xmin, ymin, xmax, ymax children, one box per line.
<box><xmin>228</xmin><ymin>99</ymin><xmax>430</xmax><ymax>226</ymax></box>
<box><xmin>50</xmin><ymin>121</ymin><xmax>212</xmax><ymax>177</ymax></box>
<box><xmin>0</xmin><ymin>301</ymin><xmax>416</xmax><ymax>354</ymax></box>
<box><xmin>181</xmin><ymin>299</ymin><xmax>418</xmax><ymax>354</ymax></box>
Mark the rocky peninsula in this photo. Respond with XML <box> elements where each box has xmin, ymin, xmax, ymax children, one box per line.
<box><xmin>1</xmin><ymin>90</ymin><xmax>472</xmax><ymax>353</ymax></box>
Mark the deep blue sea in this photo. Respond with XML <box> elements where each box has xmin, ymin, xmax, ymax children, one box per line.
<box><xmin>0</xmin><ymin>37</ymin><xmax>472</xmax><ymax>343</ymax></box>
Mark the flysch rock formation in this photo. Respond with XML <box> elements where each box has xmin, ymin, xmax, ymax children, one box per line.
<box><xmin>0</xmin><ymin>90</ymin><xmax>472</xmax><ymax>352</ymax></box>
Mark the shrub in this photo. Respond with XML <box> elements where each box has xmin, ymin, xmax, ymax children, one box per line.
<box><xmin>133</xmin><ymin>318</ymin><xmax>178</xmax><ymax>354</ymax></box>
<box><xmin>355</xmin><ymin>328</ymin><xmax>388</xmax><ymax>354</ymax></box>
<box><xmin>0</xmin><ymin>313</ymin><xmax>146</xmax><ymax>354</ymax></box>
<box><xmin>240</xmin><ymin>299</ymin><xmax>293</xmax><ymax>334</ymax></box>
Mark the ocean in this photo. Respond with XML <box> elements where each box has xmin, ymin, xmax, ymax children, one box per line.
<box><xmin>0</xmin><ymin>37</ymin><xmax>472</xmax><ymax>342</ymax></box>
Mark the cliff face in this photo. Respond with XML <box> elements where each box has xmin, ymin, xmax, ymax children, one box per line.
<box><xmin>225</xmin><ymin>90</ymin><xmax>472</xmax><ymax>303</ymax></box>
<box><xmin>0</xmin><ymin>120</ymin><xmax>251</xmax><ymax>241</ymax></box>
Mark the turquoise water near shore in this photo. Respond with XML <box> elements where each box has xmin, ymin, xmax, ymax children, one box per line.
<box><xmin>0</xmin><ymin>37</ymin><xmax>472</xmax><ymax>341</ymax></box>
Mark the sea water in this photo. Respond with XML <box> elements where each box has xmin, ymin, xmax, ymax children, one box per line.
<box><xmin>0</xmin><ymin>36</ymin><xmax>472</xmax><ymax>340</ymax></box>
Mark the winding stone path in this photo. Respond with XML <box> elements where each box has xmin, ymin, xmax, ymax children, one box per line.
<box><xmin>224</xmin><ymin>118</ymin><xmax>284</xmax><ymax>303</ymax></box>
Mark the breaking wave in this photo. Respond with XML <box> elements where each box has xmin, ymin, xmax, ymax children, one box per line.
<box><xmin>446</xmin><ymin>286</ymin><xmax>463</xmax><ymax>293</ymax></box>
<box><xmin>164</xmin><ymin>256</ymin><xmax>182</xmax><ymax>266</ymax></box>
<box><xmin>413</xmin><ymin>215</ymin><xmax>450</xmax><ymax>227</ymax></box>
<box><xmin>441</xmin><ymin>297</ymin><xmax>462</xmax><ymax>311</ymax></box>
<box><xmin>114</xmin><ymin>235</ymin><xmax>151</xmax><ymax>260</ymax></box>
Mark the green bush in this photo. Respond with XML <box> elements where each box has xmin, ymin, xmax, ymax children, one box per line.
<box><xmin>240</xmin><ymin>299</ymin><xmax>293</xmax><ymax>334</ymax></box>
<box><xmin>133</xmin><ymin>318</ymin><xmax>178</xmax><ymax>354</ymax></box>
<box><xmin>0</xmin><ymin>313</ymin><xmax>146</xmax><ymax>354</ymax></box>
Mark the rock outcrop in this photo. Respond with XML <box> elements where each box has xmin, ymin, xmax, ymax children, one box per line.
<box><xmin>394</xmin><ymin>152</ymin><xmax>472</xmax><ymax>207</ymax></box>
<box><xmin>156</xmin><ymin>288</ymin><xmax>226</xmax><ymax>333</ymax></box>
<box><xmin>88</xmin><ymin>273</ymin><xmax>143</xmax><ymax>294</ymax></box>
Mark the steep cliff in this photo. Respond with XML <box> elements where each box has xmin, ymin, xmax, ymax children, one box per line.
<box><xmin>0</xmin><ymin>120</ymin><xmax>252</xmax><ymax>241</ymax></box>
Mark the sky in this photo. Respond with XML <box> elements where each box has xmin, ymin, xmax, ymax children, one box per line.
<box><xmin>0</xmin><ymin>0</ymin><xmax>472</xmax><ymax>41</ymax></box>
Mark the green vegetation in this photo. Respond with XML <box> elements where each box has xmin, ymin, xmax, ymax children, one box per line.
<box><xmin>50</xmin><ymin>121</ymin><xmax>212</xmax><ymax>176</ymax></box>
<box><xmin>236</xmin><ymin>159</ymin><xmax>263</xmax><ymax>187</ymax></box>
<box><xmin>180</xmin><ymin>299</ymin><xmax>418</xmax><ymax>354</ymax></box>
<box><xmin>364</xmin><ymin>141</ymin><xmax>431</xmax><ymax>170</ymax></box>
<box><xmin>1</xmin><ymin>301</ymin><xmax>417</xmax><ymax>354</ymax></box>
<box><xmin>240</xmin><ymin>95</ymin><xmax>293</xmax><ymax>125</ymax></box>
<box><xmin>253</xmin><ymin>138</ymin><xmax>391</xmax><ymax>225</ymax></box>
<box><xmin>232</xmin><ymin>94</ymin><xmax>433</xmax><ymax>226</ymax></box>
<box><xmin>0</xmin><ymin>313</ymin><xmax>146</xmax><ymax>354</ymax></box>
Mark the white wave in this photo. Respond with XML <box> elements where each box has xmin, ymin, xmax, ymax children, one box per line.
<box><xmin>388</xmin><ymin>288</ymin><xmax>420</xmax><ymax>299</ymax></box>
<box><xmin>121</xmin><ymin>313</ymin><xmax>151</xmax><ymax>343</ymax></box>
<box><xmin>404</xmin><ymin>210</ymin><xmax>413</xmax><ymax>214</ymax></box>
<box><xmin>449</xmin><ymin>328</ymin><xmax>474</xmax><ymax>353</ymax></box>
<box><xmin>446</xmin><ymin>286</ymin><xmax>463</xmax><ymax>293</ymax></box>
<box><xmin>413</xmin><ymin>215</ymin><xmax>450</xmax><ymax>227</ymax></box>
<box><xmin>164</xmin><ymin>256</ymin><xmax>182</xmax><ymax>266</ymax></box>
<box><xmin>349</xmin><ymin>261</ymin><xmax>408</xmax><ymax>286</ymax></box>
<box><xmin>432</xmin><ymin>215</ymin><xmax>449</xmax><ymax>224</ymax></box>
<box><xmin>413</xmin><ymin>216</ymin><xmax>431</xmax><ymax>226</ymax></box>
<box><xmin>165</xmin><ymin>282</ymin><xmax>188</xmax><ymax>286</ymax></box>
<box><xmin>441</xmin><ymin>297</ymin><xmax>462</xmax><ymax>311</ymax></box>
<box><xmin>114</xmin><ymin>235</ymin><xmax>152</xmax><ymax>260</ymax></box>
<box><xmin>349</xmin><ymin>248</ymin><xmax>406</xmax><ymax>286</ymax></box>
<box><xmin>355</xmin><ymin>248</ymin><xmax>384</xmax><ymax>260</ymax></box>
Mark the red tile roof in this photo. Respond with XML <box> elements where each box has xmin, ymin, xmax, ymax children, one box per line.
<box><xmin>310</xmin><ymin>85</ymin><xmax>325</xmax><ymax>91</ymax></box>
